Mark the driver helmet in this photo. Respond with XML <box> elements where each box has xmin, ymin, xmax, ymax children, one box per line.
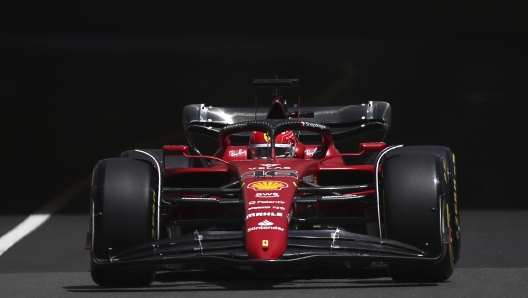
<box><xmin>249</xmin><ymin>130</ymin><xmax>296</xmax><ymax>158</ymax></box>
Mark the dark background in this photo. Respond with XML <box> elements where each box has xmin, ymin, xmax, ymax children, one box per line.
<box><xmin>1</xmin><ymin>2</ymin><xmax>527</xmax><ymax>214</ymax></box>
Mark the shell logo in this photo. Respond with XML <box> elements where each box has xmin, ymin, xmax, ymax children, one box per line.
<box><xmin>247</xmin><ymin>181</ymin><xmax>288</xmax><ymax>191</ymax></box>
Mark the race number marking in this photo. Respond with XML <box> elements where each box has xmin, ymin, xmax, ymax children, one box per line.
<box><xmin>241</xmin><ymin>170</ymin><xmax>298</xmax><ymax>180</ymax></box>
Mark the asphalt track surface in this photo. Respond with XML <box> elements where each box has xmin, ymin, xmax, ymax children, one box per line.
<box><xmin>1</xmin><ymin>206</ymin><xmax>528</xmax><ymax>297</ymax></box>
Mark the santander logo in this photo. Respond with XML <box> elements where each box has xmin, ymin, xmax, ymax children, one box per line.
<box><xmin>258</xmin><ymin>220</ymin><xmax>274</xmax><ymax>226</ymax></box>
<box><xmin>247</xmin><ymin>219</ymin><xmax>285</xmax><ymax>232</ymax></box>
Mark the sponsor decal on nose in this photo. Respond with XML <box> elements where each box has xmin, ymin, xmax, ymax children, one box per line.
<box><xmin>248</xmin><ymin>206</ymin><xmax>285</xmax><ymax>210</ymax></box>
<box><xmin>247</xmin><ymin>219</ymin><xmax>284</xmax><ymax>232</ymax></box>
<box><xmin>259</xmin><ymin>220</ymin><xmax>274</xmax><ymax>226</ymax></box>
<box><xmin>247</xmin><ymin>181</ymin><xmax>288</xmax><ymax>190</ymax></box>
<box><xmin>255</xmin><ymin>192</ymin><xmax>279</xmax><ymax>198</ymax></box>
<box><xmin>248</xmin><ymin>200</ymin><xmax>286</xmax><ymax>205</ymax></box>
<box><xmin>246</xmin><ymin>212</ymin><xmax>283</xmax><ymax>219</ymax></box>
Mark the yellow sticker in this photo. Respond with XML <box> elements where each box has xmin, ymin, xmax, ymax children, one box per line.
<box><xmin>262</xmin><ymin>240</ymin><xmax>269</xmax><ymax>247</ymax></box>
<box><xmin>247</xmin><ymin>181</ymin><xmax>288</xmax><ymax>190</ymax></box>
<box><xmin>264</xmin><ymin>133</ymin><xmax>271</xmax><ymax>142</ymax></box>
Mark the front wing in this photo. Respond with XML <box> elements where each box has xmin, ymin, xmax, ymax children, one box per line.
<box><xmin>91</xmin><ymin>229</ymin><xmax>448</xmax><ymax>269</ymax></box>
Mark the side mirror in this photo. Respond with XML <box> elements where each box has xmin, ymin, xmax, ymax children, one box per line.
<box><xmin>359</xmin><ymin>142</ymin><xmax>386</xmax><ymax>153</ymax></box>
<box><xmin>163</xmin><ymin>145</ymin><xmax>189</xmax><ymax>156</ymax></box>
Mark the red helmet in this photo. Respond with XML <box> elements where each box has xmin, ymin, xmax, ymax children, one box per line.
<box><xmin>249</xmin><ymin>131</ymin><xmax>296</xmax><ymax>158</ymax></box>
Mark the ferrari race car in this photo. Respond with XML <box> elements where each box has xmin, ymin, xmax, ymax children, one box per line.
<box><xmin>87</xmin><ymin>78</ymin><xmax>460</xmax><ymax>287</ymax></box>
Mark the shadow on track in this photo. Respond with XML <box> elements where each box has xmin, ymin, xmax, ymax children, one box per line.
<box><xmin>63</xmin><ymin>266</ymin><xmax>442</xmax><ymax>292</ymax></box>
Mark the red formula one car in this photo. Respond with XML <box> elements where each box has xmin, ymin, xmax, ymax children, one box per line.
<box><xmin>87</xmin><ymin>78</ymin><xmax>460</xmax><ymax>287</ymax></box>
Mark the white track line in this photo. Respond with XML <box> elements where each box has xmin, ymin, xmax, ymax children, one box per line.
<box><xmin>0</xmin><ymin>133</ymin><xmax>184</xmax><ymax>257</ymax></box>
<box><xmin>0</xmin><ymin>176</ymin><xmax>90</xmax><ymax>256</ymax></box>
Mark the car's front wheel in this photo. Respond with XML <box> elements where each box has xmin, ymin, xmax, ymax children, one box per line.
<box><xmin>382</xmin><ymin>152</ymin><xmax>454</xmax><ymax>282</ymax></box>
<box><xmin>90</xmin><ymin>158</ymin><xmax>157</xmax><ymax>287</ymax></box>
<box><xmin>385</xmin><ymin>145</ymin><xmax>460</xmax><ymax>264</ymax></box>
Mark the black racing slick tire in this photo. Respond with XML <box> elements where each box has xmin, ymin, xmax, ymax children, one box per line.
<box><xmin>382</xmin><ymin>152</ymin><xmax>454</xmax><ymax>282</ymax></box>
<box><xmin>385</xmin><ymin>145</ymin><xmax>460</xmax><ymax>264</ymax></box>
<box><xmin>90</xmin><ymin>158</ymin><xmax>157</xmax><ymax>287</ymax></box>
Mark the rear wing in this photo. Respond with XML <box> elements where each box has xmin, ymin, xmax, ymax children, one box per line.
<box><xmin>182</xmin><ymin>101</ymin><xmax>391</xmax><ymax>156</ymax></box>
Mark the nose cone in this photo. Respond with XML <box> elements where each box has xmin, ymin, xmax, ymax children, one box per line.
<box><xmin>234</xmin><ymin>159</ymin><xmax>317</xmax><ymax>261</ymax></box>
<box><xmin>244</xmin><ymin>181</ymin><xmax>294</xmax><ymax>260</ymax></box>
<box><xmin>245</xmin><ymin>210</ymin><xmax>289</xmax><ymax>260</ymax></box>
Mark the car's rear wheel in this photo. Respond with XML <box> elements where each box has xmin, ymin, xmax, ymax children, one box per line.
<box><xmin>90</xmin><ymin>158</ymin><xmax>157</xmax><ymax>287</ymax></box>
<box><xmin>382</xmin><ymin>152</ymin><xmax>454</xmax><ymax>282</ymax></box>
<box><xmin>385</xmin><ymin>145</ymin><xmax>460</xmax><ymax>264</ymax></box>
